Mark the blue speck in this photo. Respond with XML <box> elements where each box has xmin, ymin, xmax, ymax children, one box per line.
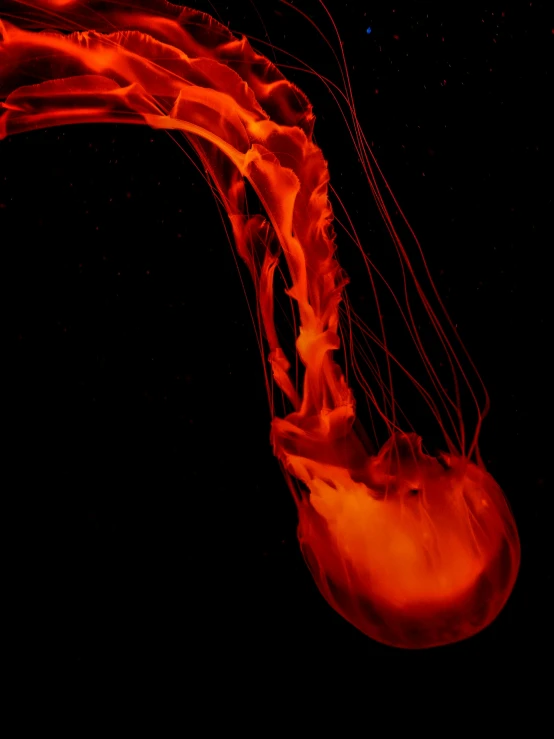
<box><xmin>366</xmin><ymin>27</ymin><xmax>372</xmax><ymax>35</ymax></box>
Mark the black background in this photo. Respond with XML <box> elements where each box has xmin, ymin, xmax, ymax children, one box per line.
<box><xmin>4</xmin><ymin>1</ymin><xmax>551</xmax><ymax>685</ymax></box>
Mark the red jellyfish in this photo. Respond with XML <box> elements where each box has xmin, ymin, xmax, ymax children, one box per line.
<box><xmin>0</xmin><ymin>0</ymin><xmax>520</xmax><ymax>648</ymax></box>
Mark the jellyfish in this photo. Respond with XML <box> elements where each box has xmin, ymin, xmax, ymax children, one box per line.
<box><xmin>0</xmin><ymin>0</ymin><xmax>520</xmax><ymax>648</ymax></box>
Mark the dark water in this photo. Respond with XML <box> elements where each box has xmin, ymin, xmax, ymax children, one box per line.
<box><xmin>4</xmin><ymin>1</ymin><xmax>549</xmax><ymax>685</ymax></box>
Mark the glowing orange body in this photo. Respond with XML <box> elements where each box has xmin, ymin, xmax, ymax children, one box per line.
<box><xmin>0</xmin><ymin>0</ymin><xmax>520</xmax><ymax>648</ymax></box>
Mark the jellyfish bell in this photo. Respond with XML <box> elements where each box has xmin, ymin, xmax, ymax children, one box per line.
<box><xmin>288</xmin><ymin>429</ymin><xmax>519</xmax><ymax>648</ymax></box>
